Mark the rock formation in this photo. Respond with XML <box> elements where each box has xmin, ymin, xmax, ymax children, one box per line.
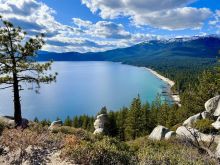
<box><xmin>183</xmin><ymin>113</ymin><xmax>202</xmax><ymax>127</ymax></box>
<box><xmin>0</xmin><ymin>116</ymin><xmax>28</xmax><ymax>128</ymax></box>
<box><xmin>93</xmin><ymin>114</ymin><xmax>108</xmax><ymax>134</ymax></box>
<box><xmin>165</xmin><ymin>131</ymin><xmax>176</xmax><ymax>140</ymax></box>
<box><xmin>149</xmin><ymin>125</ymin><xmax>174</xmax><ymax>140</ymax></box>
<box><xmin>205</xmin><ymin>95</ymin><xmax>220</xmax><ymax>116</ymax></box>
<box><xmin>49</xmin><ymin>120</ymin><xmax>62</xmax><ymax>130</ymax></box>
<box><xmin>212</xmin><ymin>117</ymin><xmax>220</xmax><ymax>130</ymax></box>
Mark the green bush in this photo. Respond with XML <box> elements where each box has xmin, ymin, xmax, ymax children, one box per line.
<box><xmin>51</xmin><ymin>126</ymin><xmax>93</xmax><ymax>141</ymax></box>
<box><xmin>128</xmin><ymin>137</ymin><xmax>217</xmax><ymax>165</ymax></box>
<box><xmin>193</xmin><ymin>119</ymin><xmax>215</xmax><ymax>134</ymax></box>
<box><xmin>62</xmin><ymin>136</ymin><xmax>136</xmax><ymax>164</ymax></box>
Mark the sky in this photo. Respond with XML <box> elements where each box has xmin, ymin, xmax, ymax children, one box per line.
<box><xmin>0</xmin><ymin>0</ymin><xmax>220</xmax><ymax>53</ymax></box>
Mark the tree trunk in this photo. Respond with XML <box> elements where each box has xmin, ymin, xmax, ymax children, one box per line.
<box><xmin>13</xmin><ymin>73</ymin><xmax>22</xmax><ymax>125</ymax></box>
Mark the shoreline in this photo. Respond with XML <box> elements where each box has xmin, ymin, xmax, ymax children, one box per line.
<box><xmin>146</xmin><ymin>68</ymin><xmax>181</xmax><ymax>106</ymax></box>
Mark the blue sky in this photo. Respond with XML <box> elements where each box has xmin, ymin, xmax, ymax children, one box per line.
<box><xmin>0</xmin><ymin>0</ymin><xmax>220</xmax><ymax>52</ymax></box>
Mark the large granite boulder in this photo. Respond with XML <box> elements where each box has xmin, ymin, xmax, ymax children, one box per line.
<box><xmin>49</xmin><ymin>120</ymin><xmax>62</xmax><ymax>130</ymax></box>
<box><xmin>0</xmin><ymin>116</ymin><xmax>15</xmax><ymax>127</ymax></box>
<box><xmin>93</xmin><ymin>114</ymin><xmax>108</xmax><ymax>134</ymax></box>
<box><xmin>176</xmin><ymin>126</ymin><xmax>213</xmax><ymax>142</ymax></box>
<box><xmin>149</xmin><ymin>125</ymin><xmax>169</xmax><ymax>140</ymax></box>
<box><xmin>165</xmin><ymin>131</ymin><xmax>176</xmax><ymax>140</ymax></box>
<box><xmin>201</xmin><ymin>111</ymin><xmax>210</xmax><ymax>119</ymax></box>
<box><xmin>212</xmin><ymin>117</ymin><xmax>220</xmax><ymax>130</ymax></box>
<box><xmin>183</xmin><ymin>113</ymin><xmax>202</xmax><ymax>127</ymax></box>
<box><xmin>0</xmin><ymin>116</ymin><xmax>28</xmax><ymax>128</ymax></box>
<box><xmin>205</xmin><ymin>95</ymin><xmax>220</xmax><ymax>116</ymax></box>
<box><xmin>216</xmin><ymin>142</ymin><xmax>220</xmax><ymax>158</ymax></box>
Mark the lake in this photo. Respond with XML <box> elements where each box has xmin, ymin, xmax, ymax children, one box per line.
<box><xmin>0</xmin><ymin>61</ymin><xmax>171</xmax><ymax>120</ymax></box>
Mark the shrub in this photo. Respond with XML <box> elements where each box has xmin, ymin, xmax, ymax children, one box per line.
<box><xmin>193</xmin><ymin>119</ymin><xmax>215</xmax><ymax>134</ymax></box>
<box><xmin>51</xmin><ymin>126</ymin><xmax>93</xmax><ymax>141</ymax></box>
<box><xmin>128</xmin><ymin>137</ymin><xmax>217</xmax><ymax>165</ymax></box>
<box><xmin>62</xmin><ymin>136</ymin><xmax>136</xmax><ymax>164</ymax></box>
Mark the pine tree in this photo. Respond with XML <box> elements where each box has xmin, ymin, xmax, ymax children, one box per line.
<box><xmin>72</xmin><ymin>116</ymin><xmax>79</xmax><ymax>128</ymax></box>
<box><xmin>0</xmin><ymin>17</ymin><xmax>57</xmax><ymax>125</ymax></box>
<box><xmin>64</xmin><ymin>116</ymin><xmax>72</xmax><ymax>126</ymax></box>
<box><xmin>124</xmin><ymin>96</ymin><xmax>142</xmax><ymax>140</ymax></box>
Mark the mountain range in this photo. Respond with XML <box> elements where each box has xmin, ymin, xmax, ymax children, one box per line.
<box><xmin>37</xmin><ymin>36</ymin><xmax>220</xmax><ymax>63</ymax></box>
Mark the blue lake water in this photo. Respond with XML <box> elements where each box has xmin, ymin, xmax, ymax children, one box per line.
<box><xmin>0</xmin><ymin>61</ymin><xmax>170</xmax><ymax>120</ymax></box>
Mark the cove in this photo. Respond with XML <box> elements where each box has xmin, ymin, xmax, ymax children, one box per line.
<box><xmin>0</xmin><ymin>61</ymin><xmax>171</xmax><ymax>120</ymax></box>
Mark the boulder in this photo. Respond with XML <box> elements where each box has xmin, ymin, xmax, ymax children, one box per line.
<box><xmin>93</xmin><ymin>128</ymin><xmax>104</xmax><ymax>134</ymax></box>
<box><xmin>205</xmin><ymin>95</ymin><xmax>220</xmax><ymax>116</ymax></box>
<box><xmin>149</xmin><ymin>125</ymin><xmax>169</xmax><ymax>140</ymax></box>
<box><xmin>176</xmin><ymin>126</ymin><xmax>214</xmax><ymax>142</ymax></box>
<box><xmin>49</xmin><ymin>120</ymin><xmax>62</xmax><ymax>130</ymax></box>
<box><xmin>212</xmin><ymin>117</ymin><xmax>220</xmax><ymax>130</ymax></box>
<box><xmin>93</xmin><ymin>114</ymin><xmax>108</xmax><ymax>134</ymax></box>
<box><xmin>165</xmin><ymin>131</ymin><xmax>176</xmax><ymax>140</ymax></box>
<box><xmin>183</xmin><ymin>113</ymin><xmax>202</xmax><ymax>127</ymax></box>
<box><xmin>201</xmin><ymin>111</ymin><xmax>210</xmax><ymax>119</ymax></box>
<box><xmin>0</xmin><ymin>116</ymin><xmax>15</xmax><ymax>128</ymax></box>
<box><xmin>0</xmin><ymin>116</ymin><xmax>29</xmax><ymax>128</ymax></box>
<box><xmin>216</xmin><ymin>142</ymin><xmax>220</xmax><ymax>158</ymax></box>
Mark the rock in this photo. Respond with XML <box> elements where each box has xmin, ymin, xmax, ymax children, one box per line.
<box><xmin>216</xmin><ymin>142</ymin><xmax>220</xmax><ymax>158</ymax></box>
<box><xmin>0</xmin><ymin>116</ymin><xmax>15</xmax><ymax>128</ymax></box>
<box><xmin>93</xmin><ymin>128</ymin><xmax>104</xmax><ymax>134</ymax></box>
<box><xmin>212</xmin><ymin>117</ymin><xmax>220</xmax><ymax>130</ymax></box>
<box><xmin>176</xmin><ymin>126</ymin><xmax>214</xmax><ymax>142</ymax></box>
<box><xmin>183</xmin><ymin>113</ymin><xmax>202</xmax><ymax>127</ymax></box>
<box><xmin>49</xmin><ymin>120</ymin><xmax>62</xmax><ymax>130</ymax></box>
<box><xmin>93</xmin><ymin>114</ymin><xmax>108</xmax><ymax>134</ymax></box>
<box><xmin>165</xmin><ymin>131</ymin><xmax>176</xmax><ymax>140</ymax></box>
<box><xmin>0</xmin><ymin>116</ymin><xmax>29</xmax><ymax>128</ymax></box>
<box><xmin>149</xmin><ymin>125</ymin><xmax>169</xmax><ymax>140</ymax></box>
<box><xmin>201</xmin><ymin>111</ymin><xmax>210</xmax><ymax>119</ymax></box>
<box><xmin>205</xmin><ymin>96</ymin><xmax>220</xmax><ymax>115</ymax></box>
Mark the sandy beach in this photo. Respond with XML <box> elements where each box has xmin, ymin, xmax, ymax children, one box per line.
<box><xmin>146</xmin><ymin>68</ymin><xmax>181</xmax><ymax>106</ymax></box>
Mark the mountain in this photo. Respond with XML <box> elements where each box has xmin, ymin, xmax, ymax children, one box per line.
<box><xmin>37</xmin><ymin>36</ymin><xmax>220</xmax><ymax>62</ymax></box>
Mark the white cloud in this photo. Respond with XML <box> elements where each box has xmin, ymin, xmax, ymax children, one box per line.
<box><xmin>72</xmin><ymin>18</ymin><xmax>131</xmax><ymax>39</ymax></box>
<box><xmin>0</xmin><ymin>0</ymin><xmax>144</xmax><ymax>52</ymax></box>
<box><xmin>81</xmin><ymin>0</ymin><xmax>212</xmax><ymax>30</ymax></box>
<box><xmin>209</xmin><ymin>10</ymin><xmax>220</xmax><ymax>29</ymax></box>
<box><xmin>1</xmin><ymin>0</ymin><xmax>209</xmax><ymax>53</ymax></box>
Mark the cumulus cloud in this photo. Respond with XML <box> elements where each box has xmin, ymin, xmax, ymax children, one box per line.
<box><xmin>209</xmin><ymin>10</ymin><xmax>220</xmax><ymax>27</ymax></box>
<box><xmin>72</xmin><ymin>18</ymin><xmax>131</xmax><ymax>39</ymax></box>
<box><xmin>1</xmin><ymin>0</ymin><xmax>204</xmax><ymax>53</ymax></box>
<box><xmin>0</xmin><ymin>0</ymin><xmax>144</xmax><ymax>52</ymax></box>
<box><xmin>81</xmin><ymin>0</ymin><xmax>212</xmax><ymax>30</ymax></box>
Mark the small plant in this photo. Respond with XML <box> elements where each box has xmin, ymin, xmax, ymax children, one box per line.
<box><xmin>193</xmin><ymin>119</ymin><xmax>215</xmax><ymax>134</ymax></box>
<box><xmin>62</xmin><ymin>136</ymin><xmax>136</xmax><ymax>164</ymax></box>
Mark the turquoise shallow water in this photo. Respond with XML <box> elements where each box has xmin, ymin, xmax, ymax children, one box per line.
<box><xmin>0</xmin><ymin>61</ymin><xmax>170</xmax><ymax>120</ymax></box>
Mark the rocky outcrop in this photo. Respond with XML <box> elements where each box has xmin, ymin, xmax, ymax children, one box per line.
<box><xmin>216</xmin><ymin>142</ymin><xmax>220</xmax><ymax>158</ymax></box>
<box><xmin>149</xmin><ymin>125</ymin><xmax>170</xmax><ymax>140</ymax></box>
<box><xmin>49</xmin><ymin>120</ymin><xmax>62</xmax><ymax>130</ymax></box>
<box><xmin>183</xmin><ymin>113</ymin><xmax>202</xmax><ymax>127</ymax></box>
<box><xmin>176</xmin><ymin>126</ymin><xmax>214</xmax><ymax>143</ymax></box>
<box><xmin>212</xmin><ymin>117</ymin><xmax>220</xmax><ymax>130</ymax></box>
<box><xmin>201</xmin><ymin>111</ymin><xmax>210</xmax><ymax>119</ymax></box>
<box><xmin>165</xmin><ymin>131</ymin><xmax>176</xmax><ymax>140</ymax></box>
<box><xmin>0</xmin><ymin>116</ymin><xmax>28</xmax><ymax>128</ymax></box>
<box><xmin>205</xmin><ymin>95</ymin><xmax>220</xmax><ymax>116</ymax></box>
<box><xmin>0</xmin><ymin>116</ymin><xmax>15</xmax><ymax>128</ymax></box>
<box><xmin>93</xmin><ymin>114</ymin><xmax>108</xmax><ymax>134</ymax></box>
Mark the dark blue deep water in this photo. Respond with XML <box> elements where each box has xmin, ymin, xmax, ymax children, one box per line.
<box><xmin>0</xmin><ymin>62</ymin><xmax>170</xmax><ymax>120</ymax></box>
